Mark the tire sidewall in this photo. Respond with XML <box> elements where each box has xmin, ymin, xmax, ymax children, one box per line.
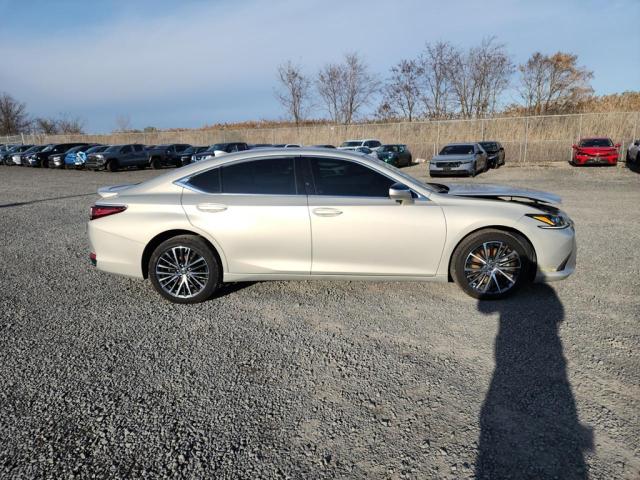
<box><xmin>451</xmin><ymin>230</ymin><xmax>533</xmax><ymax>300</ymax></box>
<box><xmin>149</xmin><ymin>235</ymin><xmax>219</xmax><ymax>304</ymax></box>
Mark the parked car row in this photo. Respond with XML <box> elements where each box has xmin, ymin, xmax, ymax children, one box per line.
<box><xmin>2</xmin><ymin>136</ymin><xmax>635</xmax><ymax>173</ymax></box>
<box><xmin>0</xmin><ymin>140</ymin><xmax>415</xmax><ymax>171</ymax></box>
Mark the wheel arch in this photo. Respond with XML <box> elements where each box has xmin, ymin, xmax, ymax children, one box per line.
<box><xmin>141</xmin><ymin>229</ymin><xmax>223</xmax><ymax>280</ymax></box>
<box><xmin>446</xmin><ymin>225</ymin><xmax>538</xmax><ymax>282</ymax></box>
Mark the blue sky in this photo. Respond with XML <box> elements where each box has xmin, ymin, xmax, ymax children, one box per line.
<box><xmin>0</xmin><ymin>0</ymin><xmax>638</xmax><ymax>132</ymax></box>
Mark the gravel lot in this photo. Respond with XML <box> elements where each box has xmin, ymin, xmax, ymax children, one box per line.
<box><xmin>0</xmin><ymin>162</ymin><xmax>638</xmax><ymax>479</ymax></box>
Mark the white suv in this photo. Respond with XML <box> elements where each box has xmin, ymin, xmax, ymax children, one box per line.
<box><xmin>338</xmin><ymin>139</ymin><xmax>382</xmax><ymax>151</ymax></box>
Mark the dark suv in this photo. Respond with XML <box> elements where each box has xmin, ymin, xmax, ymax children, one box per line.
<box><xmin>478</xmin><ymin>141</ymin><xmax>505</xmax><ymax>168</ymax></box>
<box><xmin>28</xmin><ymin>143</ymin><xmax>88</xmax><ymax>168</ymax></box>
<box><xmin>147</xmin><ymin>144</ymin><xmax>192</xmax><ymax>169</ymax></box>
<box><xmin>86</xmin><ymin>144</ymin><xmax>148</xmax><ymax>171</ymax></box>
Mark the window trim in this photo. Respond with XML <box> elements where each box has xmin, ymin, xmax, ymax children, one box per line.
<box><xmin>175</xmin><ymin>156</ymin><xmax>303</xmax><ymax>196</ymax></box>
<box><xmin>303</xmin><ymin>155</ymin><xmax>420</xmax><ymax>199</ymax></box>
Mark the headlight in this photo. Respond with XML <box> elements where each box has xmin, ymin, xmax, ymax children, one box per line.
<box><xmin>526</xmin><ymin>213</ymin><xmax>570</xmax><ymax>229</ymax></box>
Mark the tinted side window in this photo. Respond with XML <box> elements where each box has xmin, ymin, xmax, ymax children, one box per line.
<box><xmin>366</xmin><ymin>140</ymin><xmax>381</xmax><ymax>148</ymax></box>
<box><xmin>309</xmin><ymin>158</ymin><xmax>395</xmax><ymax>197</ymax></box>
<box><xmin>133</xmin><ymin>145</ymin><xmax>143</xmax><ymax>152</ymax></box>
<box><xmin>188</xmin><ymin>168</ymin><xmax>221</xmax><ymax>193</ymax></box>
<box><xmin>221</xmin><ymin>157</ymin><xmax>296</xmax><ymax>195</ymax></box>
<box><xmin>122</xmin><ymin>145</ymin><xmax>133</xmax><ymax>154</ymax></box>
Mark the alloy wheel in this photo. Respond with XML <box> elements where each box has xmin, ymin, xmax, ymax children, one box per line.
<box><xmin>155</xmin><ymin>246</ymin><xmax>209</xmax><ymax>299</ymax></box>
<box><xmin>463</xmin><ymin>241</ymin><xmax>521</xmax><ymax>295</ymax></box>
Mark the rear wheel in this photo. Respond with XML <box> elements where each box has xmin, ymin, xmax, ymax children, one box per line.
<box><xmin>149</xmin><ymin>235</ymin><xmax>220</xmax><ymax>304</ymax></box>
<box><xmin>451</xmin><ymin>229</ymin><xmax>534</xmax><ymax>300</ymax></box>
<box><xmin>151</xmin><ymin>158</ymin><xmax>161</xmax><ymax>169</ymax></box>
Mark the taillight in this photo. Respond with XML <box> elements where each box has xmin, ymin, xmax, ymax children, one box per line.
<box><xmin>90</xmin><ymin>205</ymin><xmax>127</xmax><ymax>220</ymax></box>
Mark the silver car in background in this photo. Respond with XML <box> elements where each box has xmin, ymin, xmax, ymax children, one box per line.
<box><xmin>88</xmin><ymin>148</ymin><xmax>576</xmax><ymax>304</ymax></box>
<box><xmin>430</xmin><ymin>143</ymin><xmax>488</xmax><ymax>177</ymax></box>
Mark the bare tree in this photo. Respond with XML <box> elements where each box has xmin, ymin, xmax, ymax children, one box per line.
<box><xmin>378</xmin><ymin>59</ymin><xmax>423</xmax><ymax>122</ymax></box>
<box><xmin>56</xmin><ymin>114</ymin><xmax>85</xmax><ymax>134</ymax></box>
<box><xmin>420</xmin><ymin>41</ymin><xmax>455</xmax><ymax>119</ymax></box>
<box><xmin>518</xmin><ymin>52</ymin><xmax>593</xmax><ymax>115</ymax></box>
<box><xmin>317</xmin><ymin>53</ymin><xmax>379</xmax><ymax>124</ymax></box>
<box><xmin>275</xmin><ymin>61</ymin><xmax>311</xmax><ymax>126</ymax></box>
<box><xmin>34</xmin><ymin>117</ymin><xmax>59</xmax><ymax>135</ymax></box>
<box><xmin>445</xmin><ymin>37</ymin><xmax>514</xmax><ymax>118</ymax></box>
<box><xmin>342</xmin><ymin>53</ymin><xmax>379</xmax><ymax>124</ymax></box>
<box><xmin>317</xmin><ymin>63</ymin><xmax>346</xmax><ymax>123</ymax></box>
<box><xmin>0</xmin><ymin>93</ymin><xmax>30</xmax><ymax>135</ymax></box>
<box><xmin>115</xmin><ymin>114</ymin><xmax>132</xmax><ymax>132</ymax></box>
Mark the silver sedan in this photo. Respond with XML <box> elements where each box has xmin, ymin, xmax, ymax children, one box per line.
<box><xmin>429</xmin><ymin>143</ymin><xmax>488</xmax><ymax>177</ymax></box>
<box><xmin>88</xmin><ymin>148</ymin><xmax>576</xmax><ymax>303</ymax></box>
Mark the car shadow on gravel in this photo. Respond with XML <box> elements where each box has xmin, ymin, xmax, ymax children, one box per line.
<box><xmin>475</xmin><ymin>284</ymin><xmax>593</xmax><ymax>479</ymax></box>
<box><xmin>0</xmin><ymin>192</ymin><xmax>96</xmax><ymax>208</ymax></box>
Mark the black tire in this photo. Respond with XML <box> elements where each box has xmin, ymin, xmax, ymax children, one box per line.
<box><xmin>470</xmin><ymin>163</ymin><xmax>477</xmax><ymax>177</ymax></box>
<box><xmin>106</xmin><ymin>160</ymin><xmax>119</xmax><ymax>172</ymax></box>
<box><xmin>450</xmin><ymin>229</ymin><xmax>534</xmax><ymax>300</ymax></box>
<box><xmin>149</xmin><ymin>235</ymin><xmax>220</xmax><ymax>304</ymax></box>
<box><xmin>151</xmin><ymin>157</ymin><xmax>161</xmax><ymax>169</ymax></box>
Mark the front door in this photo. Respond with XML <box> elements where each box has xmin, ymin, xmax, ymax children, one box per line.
<box><xmin>305</xmin><ymin>157</ymin><xmax>446</xmax><ymax>276</ymax></box>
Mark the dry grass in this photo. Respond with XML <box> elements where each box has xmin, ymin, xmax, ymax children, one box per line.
<box><xmin>15</xmin><ymin>111</ymin><xmax>640</xmax><ymax>163</ymax></box>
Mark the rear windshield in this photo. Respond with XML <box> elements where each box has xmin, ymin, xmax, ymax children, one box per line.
<box><xmin>440</xmin><ymin>144</ymin><xmax>475</xmax><ymax>155</ymax></box>
<box><xmin>479</xmin><ymin>142</ymin><xmax>498</xmax><ymax>152</ymax></box>
<box><xmin>340</xmin><ymin>141</ymin><xmax>362</xmax><ymax>147</ymax></box>
<box><xmin>579</xmin><ymin>138</ymin><xmax>613</xmax><ymax>147</ymax></box>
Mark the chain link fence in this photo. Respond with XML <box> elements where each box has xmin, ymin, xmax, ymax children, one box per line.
<box><xmin>7</xmin><ymin>111</ymin><xmax>640</xmax><ymax>164</ymax></box>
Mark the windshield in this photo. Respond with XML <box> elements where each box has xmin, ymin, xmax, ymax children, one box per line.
<box><xmin>66</xmin><ymin>146</ymin><xmax>84</xmax><ymax>154</ymax></box>
<box><xmin>42</xmin><ymin>144</ymin><xmax>56</xmax><ymax>152</ymax></box>
<box><xmin>579</xmin><ymin>138</ymin><xmax>613</xmax><ymax>147</ymax></box>
<box><xmin>341</xmin><ymin>141</ymin><xmax>361</xmax><ymax>147</ymax></box>
<box><xmin>105</xmin><ymin>145</ymin><xmax>122</xmax><ymax>153</ymax></box>
<box><xmin>440</xmin><ymin>144</ymin><xmax>475</xmax><ymax>155</ymax></box>
<box><xmin>85</xmin><ymin>145</ymin><xmax>105</xmax><ymax>154</ymax></box>
<box><xmin>23</xmin><ymin>146</ymin><xmax>41</xmax><ymax>154</ymax></box>
<box><xmin>369</xmin><ymin>156</ymin><xmax>436</xmax><ymax>194</ymax></box>
<box><xmin>479</xmin><ymin>142</ymin><xmax>498</xmax><ymax>152</ymax></box>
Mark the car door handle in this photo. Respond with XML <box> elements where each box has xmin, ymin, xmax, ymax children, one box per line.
<box><xmin>197</xmin><ymin>203</ymin><xmax>227</xmax><ymax>213</ymax></box>
<box><xmin>312</xmin><ymin>207</ymin><xmax>343</xmax><ymax>217</ymax></box>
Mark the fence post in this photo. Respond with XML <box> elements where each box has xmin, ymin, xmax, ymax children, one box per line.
<box><xmin>481</xmin><ymin>119</ymin><xmax>485</xmax><ymax>141</ymax></box>
<box><xmin>523</xmin><ymin>117</ymin><xmax>529</xmax><ymax>165</ymax></box>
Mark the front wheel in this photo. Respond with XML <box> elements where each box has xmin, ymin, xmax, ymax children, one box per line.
<box><xmin>450</xmin><ymin>229</ymin><xmax>534</xmax><ymax>300</ymax></box>
<box><xmin>106</xmin><ymin>160</ymin><xmax>119</xmax><ymax>172</ymax></box>
<box><xmin>151</xmin><ymin>158</ymin><xmax>161</xmax><ymax>169</ymax></box>
<box><xmin>149</xmin><ymin>235</ymin><xmax>220</xmax><ymax>304</ymax></box>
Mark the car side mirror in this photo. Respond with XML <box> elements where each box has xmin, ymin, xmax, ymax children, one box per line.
<box><xmin>614</xmin><ymin>143</ymin><xmax>621</xmax><ymax>148</ymax></box>
<box><xmin>389</xmin><ymin>183</ymin><xmax>413</xmax><ymax>204</ymax></box>
<box><xmin>572</xmin><ymin>145</ymin><xmax>578</xmax><ymax>149</ymax></box>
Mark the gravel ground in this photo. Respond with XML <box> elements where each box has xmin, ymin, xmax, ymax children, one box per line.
<box><xmin>0</xmin><ymin>162</ymin><xmax>638</xmax><ymax>479</ymax></box>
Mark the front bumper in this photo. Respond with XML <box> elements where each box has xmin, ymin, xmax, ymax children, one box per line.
<box><xmin>530</xmin><ymin>223</ymin><xmax>577</xmax><ymax>283</ymax></box>
<box><xmin>429</xmin><ymin>161</ymin><xmax>474</xmax><ymax>176</ymax></box>
<box><xmin>573</xmin><ymin>155</ymin><xmax>618</xmax><ymax>165</ymax></box>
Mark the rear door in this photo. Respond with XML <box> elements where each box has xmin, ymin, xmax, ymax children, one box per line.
<box><xmin>304</xmin><ymin>156</ymin><xmax>446</xmax><ymax>276</ymax></box>
<box><xmin>181</xmin><ymin>156</ymin><xmax>311</xmax><ymax>275</ymax></box>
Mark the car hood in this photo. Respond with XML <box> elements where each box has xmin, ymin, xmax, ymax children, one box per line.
<box><xmin>431</xmin><ymin>154</ymin><xmax>475</xmax><ymax>162</ymax></box>
<box><xmin>444</xmin><ymin>183</ymin><xmax>561</xmax><ymax>204</ymax></box>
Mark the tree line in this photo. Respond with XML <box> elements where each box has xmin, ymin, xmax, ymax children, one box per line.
<box><xmin>275</xmin><ymin>37</ymin><xmax>596</xmax><ymax>125</ymax></box>
<box><xmin>0</xmin><ymin>93</ymin><xmax>85</xmax><ymax>136</ymax></box>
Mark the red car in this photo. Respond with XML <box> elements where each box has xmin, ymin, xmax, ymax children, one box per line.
<box><xmin>571</xmin><ymin>137</ymin><xmax>620</xmax><ymax>166</ymax></box>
